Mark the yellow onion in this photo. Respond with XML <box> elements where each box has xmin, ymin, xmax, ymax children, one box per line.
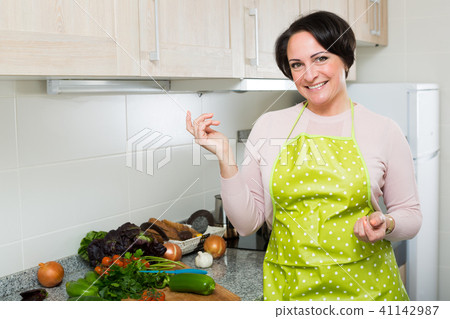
<box><xmin>163</xmin><ymin>242</ymin><xmax>182</xmax><ymax>261</ymax></box>
<box><xmin>37</xmin><ymin>261</ymin><xmax>65</xmax><ymax>287</ymax></box>
<box><xmin>203</xmin><ymin>235</ymin><xmax>226</xmax><ymax>258</ymax></box>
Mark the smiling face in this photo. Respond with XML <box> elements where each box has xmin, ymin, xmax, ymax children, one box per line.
<box><xmin>287</xmin><ymin>31</ymin><xmax>350</xmax><ymax>115</ymax></box>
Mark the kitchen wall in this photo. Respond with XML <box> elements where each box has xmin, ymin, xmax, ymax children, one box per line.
<box><xmin>0</xmin><ymin>80</ymin><xmax>300</xmax><ymax>277</ymax></box>
<box><xmin>354</xmin><ymin>0</ymin><xmax>450</xmax><ymax>301</ymax></box>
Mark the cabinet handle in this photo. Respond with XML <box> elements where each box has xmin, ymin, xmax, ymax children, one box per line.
<box><xmin>249</xmin><ymin>8</ymin><xmax>259</xmax><ymax>66</ymax></box>
<box><xmin>149</xmin><ymin>0</ymin><xmax>160</xmax><ymax>61</ymax></box>
<box><xmin>370</xmin><ymin>0</ymin><xmax>381</xmax><ymax>36</ymax></box>
<box><xmin>377</xmin><ymin>0</ymin><xmax>381</xmax><ymax>36</ymax></box>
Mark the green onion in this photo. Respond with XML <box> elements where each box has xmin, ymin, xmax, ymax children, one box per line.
<box><xmin>142</xmin><ymin>256</ymin><xmax>186</xmax><ymax>270</ymax></box>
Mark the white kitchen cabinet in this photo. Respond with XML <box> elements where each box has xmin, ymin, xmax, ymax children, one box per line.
<box><xmin>297</xmin><ymin>0</ymin><xmax>389</xmax><ymax>79</ymax></box>
<box><xmin>139</xmin><ymin>0</ymin><xmax>244</xmax><ymax>78</ymax></box>
<box><xmin>0</xmin><ymin>0</ymin><xmax>386</xmax><ymax>80</ymax></box>
<box><xmin>349</xmin><ymin>0</ymin><xmax>388</xmax><ymax>46</ymax></box>
<box><xmin>0</xmin><ymin>0</ymin><xmax>140</xmax><ymax>76</ymax></box>
<box><xmin>301</xmin><ymin>0</ymin><xmax>349</xmax><ymax>20</ymax></box>
<box><xmin>243</xmin><ymin>0</ymin><xmax>304</xmax><ymax>79</ymax></box>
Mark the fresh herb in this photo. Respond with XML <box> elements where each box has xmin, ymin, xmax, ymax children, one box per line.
<box><xmin>78</xmin><ymin>230</ymin><xmax>107</xmax><ymax>262</ymax></box>
<box><xmin>95</xmin><ymin>249</ymin><xmax>183</xmax><ymax>301</ymax></box>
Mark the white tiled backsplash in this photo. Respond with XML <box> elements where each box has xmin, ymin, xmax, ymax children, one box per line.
<box><xmin>0</xmin><ymin>80</ymin><xmax>300</xmax><ymax>277</ymax></box>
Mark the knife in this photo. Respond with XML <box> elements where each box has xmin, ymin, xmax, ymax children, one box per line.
<box><xmin>139</xmin><ymin>269</ymin><xmax>207</xmax><ymax>274</ymax></box>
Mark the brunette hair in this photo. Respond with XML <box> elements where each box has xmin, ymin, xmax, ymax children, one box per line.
<box><xmin>275</xmin><ymin>11</ymin><xmax>356</xmax><ymax>79</ymax></box>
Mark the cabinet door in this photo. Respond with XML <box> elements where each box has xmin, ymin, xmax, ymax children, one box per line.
<box><xmin>244</xmin><ymin>0</ymin><xmax>303</xmax><ymax>79</ymax></box>
<box><xmin>0</xmin><ymin>0</ymin><xmax>140</xmax><ymax>76</ymax></box>
<box><xmin>139</xmin><ymin>0</ymin><xmax>243</xmax><ymax>78</ymax></box>
<box><xmin>349</xmin><ymin>0</ymin><xmax>388</xmax><ymax>46</ymax></box>
<box><xmin>298</xmin><ymin>1</ymin><xmax>356</xmax><ymax>81</ymax></box>
<box><xmin>301</xmin><ymin>0</ymin><xmax>349</xmax><ymax>20</ymax></box>
<box><xmin>300</xmin><ymin>0</ymin><xmax>358</xmax><ymax>81</ymax></box>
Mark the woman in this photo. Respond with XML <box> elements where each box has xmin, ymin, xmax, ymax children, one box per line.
<box><xmin>186</xmin><ymin>11</ymin><xmax>421</xmax><ymax>301</ymax></box>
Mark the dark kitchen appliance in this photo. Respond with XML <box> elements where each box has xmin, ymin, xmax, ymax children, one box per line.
<box><xmin>214</xmin><ymin>194</ymin><xmax>270</xmax><ymax>251</ymax></box>
<box><xmin>225</xmin><ymin>222</ymin><xmax>270</xmax><ymax>251</ymax></box>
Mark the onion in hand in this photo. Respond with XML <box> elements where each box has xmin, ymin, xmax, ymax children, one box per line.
<box><xmin>203</xmin><ymin>235</ymin><xmax>226</xmax><ymax>259</ymax></box>
<box><xmin>37</xmin><ymin>261</ymin><xmax>65</xmax><ymax>288</ymax></box>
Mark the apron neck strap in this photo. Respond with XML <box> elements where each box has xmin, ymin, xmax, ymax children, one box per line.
<box><xmin>286</xmin><ymin>100</ymin><xmax>355</xmax><ymax>141</ymax></box>
<box><xmin>286</xmin><ymin>102</ymin><xmax>307</xmax><ymax>141</ymax></box>
<box><xmin>350</xmin><ymin>99</ymin><xmax>356</xmax><ymax>139</ymax></box>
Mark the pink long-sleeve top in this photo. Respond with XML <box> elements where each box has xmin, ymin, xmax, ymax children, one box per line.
<box><xmin>221</xmin><ymin>102</ymin><xmax>422</xmax><ymax>242</ymax></box>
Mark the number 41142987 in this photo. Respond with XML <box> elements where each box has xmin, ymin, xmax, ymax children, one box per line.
<box><xmin>379</xmin><ymin>305</ymin><xmax>439</xmax><ymax>316</ymax></box>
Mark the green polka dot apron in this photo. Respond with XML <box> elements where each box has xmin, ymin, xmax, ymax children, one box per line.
<box><xmin>263</xmin><ymin>101</ymin><xmax>408</xmax><ymax>301</ymax></box>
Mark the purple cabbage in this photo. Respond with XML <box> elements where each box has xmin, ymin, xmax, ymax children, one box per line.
<box><xmin>86</xmin><ymin>222</ymin><xmax>167</xmax><ymax>266</ymax></box>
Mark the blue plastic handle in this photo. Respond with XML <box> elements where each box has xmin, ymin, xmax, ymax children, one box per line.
<box><xmin>139</xmin><ymin>269</ymin><xmax>207</xmax><ymax>274</ymax></box>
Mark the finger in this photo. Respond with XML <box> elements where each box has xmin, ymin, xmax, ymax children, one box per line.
<box><xmin>363</xmin><ymin>217</ymin><xmax>384</xmax><ymax>243</ymax></box>
<box><xmin>369</xmin><ymin>212</ymin><xmax>385</xmax><ymax>229</ymax></box>
<box><xmin>193</xmin><ymin>113</ymin><xmax>214</xmax><ymax>126</ymax></box>
<box><xmin>195</xmin><ymin>119</ymin><xmax>221</xmax><ymax>141</ymax></box>
<box><xmin>186</xmin><ymin>111</ymin><xmax>194</xmax><ymax>134</ymax></box>
<box><xmin>354</xmin><ymin>218</ymin><xmax>366</xmax><ymax>241</ymax></box>
<box><xmin>363</xmin><ymin>218</ymin><xmax>372</xmax><ymax>236</ymax></box>
<box><xmin>195</xmin><ymin>119</ymin><xmax>211</xmax><ymax>139</ymax></box>
<box><xmin>192</xmin><ymin>114</ymin><xmax>214</xmax><ymax>138</ymax></box>
<box><xmin>360</xmin><ymin>217</ymin><xmax>369</xmax><ymax>240</ymax></box>
<box><xmin>203</xmin><ymin>119</ymin><xmax>221</xmax><ymax>130</ymax></box>
<box><xmin>353</xmin><ymin>218</ymin><xmax>360</xmax><ymax>234</ymax></box>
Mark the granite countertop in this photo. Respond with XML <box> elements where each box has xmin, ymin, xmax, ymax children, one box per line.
<box><xmin>182</xmin><ymin>248</ymin><xmax>265</xmax><ymax>300</ymax></box>
<box><xmin>0</xmin><ymin>248</ymin><xmax>265</xmax><ymax>301</ymax></box>
<box><xmin>0</xmin><ymin>256</ymin><xmax>92</xmax><ymax>301</ymax></box>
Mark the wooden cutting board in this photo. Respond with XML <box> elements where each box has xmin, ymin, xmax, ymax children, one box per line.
<box><xmin>160</xmin><ymin>283</ymin><xmax>240</xmax><ymax>301</ymax></box>
<box><xmin>160</xmin><ymin>263</ymin><xmax>240</xmax><ymax>301</ymax></box>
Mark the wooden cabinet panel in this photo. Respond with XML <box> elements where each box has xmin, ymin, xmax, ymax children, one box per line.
<box><xmin>0</xmin><ymin>0</ymin><xmax>387</xmax><ymax>79</ymax></box>
<box><xmin>298</xmin><ymin>1</ymin><xmax>357</xmax><ymax>81</ymax></box>
<box><xmin>139</xmin><ymin>0</ymin><xmax>244</xmax><ymax>78</ymax></box>
<box><xmin>301</xmin><ymin>0</ymin><xmax>349</xmax><ymax>20</ymax></box>
<box><xmin>349</xmin><ymin>0</ymin><xmax>388</xmax><ymax>46</ymax></box>
<box><xmin>300</xmin><ymin>0</ymin><xmax>387</xmax><ymax>46</ymax></box>
<box><xmin>243</xmin><ymin>0</ymin><xmax>303</xmax><ymax>79</ymax></box>
<box><xmin>0</xmin><ymin>0</ymin><xmax>140</xmax><ymax>76</ymax></box>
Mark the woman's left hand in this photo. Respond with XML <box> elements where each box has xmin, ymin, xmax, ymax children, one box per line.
<box><xmin>353</xmin><ymin>211</ymin><xmax>386</xmax><ymax>243</ymax></box>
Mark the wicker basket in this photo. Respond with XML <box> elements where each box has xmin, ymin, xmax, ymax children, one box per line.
<box><xmin>168</xmin><ymin>225</ymin><xmax>226</xmax><ymax>255</ymax></box>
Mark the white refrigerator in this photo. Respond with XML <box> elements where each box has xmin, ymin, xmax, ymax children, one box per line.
<box><xmin>347</xmin><ymin>83</ymin><xmax>440</xmax><ymax>301</ymax></box>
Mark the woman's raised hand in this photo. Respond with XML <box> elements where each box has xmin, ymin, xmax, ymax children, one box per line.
<box><xmin>186</xmin><ymin>111</ymin><xmax>227</xmax><ymax>158</ymax></box>
<box><xmin>186</xmin><ymin>111</ymin><xmax>238</xmax><ymax>178</ymax></box>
